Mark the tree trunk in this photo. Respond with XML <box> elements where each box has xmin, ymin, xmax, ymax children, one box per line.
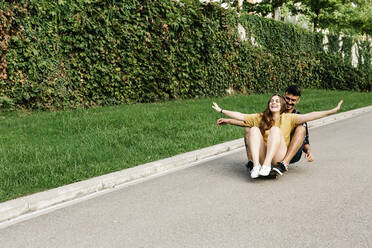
<box><xmin>238</xmin><ymin>0</ymin><xmax>243</xmax><ymax>12</ymax></box>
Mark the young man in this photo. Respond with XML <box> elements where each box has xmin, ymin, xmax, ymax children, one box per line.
<box><xmin>244</xmin><ymin>85</ymin><xmax>313</xmax><ymax>176</ymax></box>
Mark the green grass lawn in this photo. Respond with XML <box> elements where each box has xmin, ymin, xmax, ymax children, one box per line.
<box><xmin>1</xmin><ymin>89</ymin><xmax>371</xmax><ymax>202</ymax></box>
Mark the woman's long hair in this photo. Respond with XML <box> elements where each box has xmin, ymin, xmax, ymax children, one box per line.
<box><xmin>259</xmin><ymin>94</ymin><xmax>287</xmax><ymax>135</ymax></box>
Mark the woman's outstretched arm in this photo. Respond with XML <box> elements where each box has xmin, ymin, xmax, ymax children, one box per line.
<box><xmin>212</xmin><ymin>102</ymin><xmax>245</xmax><ymax>121</ymax></box>
<box><xmin>295</xmin><ymin>100</ymin><xmax>343</xmax><ymax>125</ymax></box>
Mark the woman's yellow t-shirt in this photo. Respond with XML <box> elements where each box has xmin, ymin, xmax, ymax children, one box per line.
<box><xmin>243</xmin><ymin>113</ymin><xmax>297</xmax><ymax>146</ymax></box>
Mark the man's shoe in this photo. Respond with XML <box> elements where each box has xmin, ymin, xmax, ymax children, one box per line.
<box><xmin>279</xmin><ymin>161</ymin><xmax>288</xmax><ymax>171</ymax></box>
<box><xmin>271</xmin><ymin>162</ymin><xmax>288</xmax><ymax>176</ymax></box>
<box><xmin>245</xmin><ymin>160</ymin><xmax>253</xmax><ymax>172</ymax></box>
<box><xmin>250</xmin><ymin>165</ymin><xmax>261</xmax><ymax>179</ymax></box>
<box><xmin>259</xmin><ymin>165</ymin><xmax>271</xmax><ymax>176</ymax></box>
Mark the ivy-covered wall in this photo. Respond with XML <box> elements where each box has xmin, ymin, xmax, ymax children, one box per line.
<box><xmin>238</xmin><ymin>14</ymin><xmax>372</xmax><ymax>92</ymax></box>
<box><xmin>0</xmin><ymin>0</ymin><xmax>371</xmax><ymax>110</ymax></box>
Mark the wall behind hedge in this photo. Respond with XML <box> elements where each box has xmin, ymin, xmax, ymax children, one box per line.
<box><xmin>0</xmin><ymin>0</ymin><xmax>371</xmax><ymax>110</ymax></box>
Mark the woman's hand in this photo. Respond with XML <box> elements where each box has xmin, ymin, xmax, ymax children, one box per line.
<box><xmin>212</xmin><ymin>102</ymin><xmax>222</xmax><ymax>113</ymax></box>
<box><xmin>212</xmin><ymin>103</ymin><xmax>246</xmax><ymax>121</ymax></box>
<box><xmin>296</xmin><ymin>99</ymin><xmax>344</xmax><ymax>125</ymax></box>
<box><xmin>217</xmin><ymin>118</ymin><xmax>229</xmax><ymax>126</ymax></box>
<box><xmin>334</xmin><ymin>100</ymin><xmax>343</xmax><ymax>113</ymax></box>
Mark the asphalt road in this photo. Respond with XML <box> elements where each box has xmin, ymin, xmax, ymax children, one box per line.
<box><xmin>1</xmin><ymin>111</ymin><xmax>372</xmax><ymax>248</ymax></box>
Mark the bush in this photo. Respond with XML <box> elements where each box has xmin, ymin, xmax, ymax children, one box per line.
<box><xmin>0</xmin><ymin>96</ymin><xmax>14</xmax><ymax>111</ymax></box>
<box><xmin>0</xmin><ymin>0</ymin><xmax>370</xmax><ymax>110</ymax></box>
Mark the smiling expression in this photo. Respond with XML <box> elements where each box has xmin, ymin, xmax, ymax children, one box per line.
<box><xmin>284</xmin><ymin>93</ymin><xmax>300</xmax><ymax>112</ymax></box>
<box><xmin>269</xmin><ymin>95</ymin><xmax>282</xmax><ymax>113</ymax></box>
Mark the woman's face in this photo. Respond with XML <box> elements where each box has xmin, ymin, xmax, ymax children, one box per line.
<box><xmin>269</xmin><ymin>95</ymin><xmax>281</xmax><ymax>113</ymax></box>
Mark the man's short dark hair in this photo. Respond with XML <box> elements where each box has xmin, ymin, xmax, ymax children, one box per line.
<box><xmin>285</xmin><ymin>85</ymin><xmax>301</xmax><ymax>96</ymax></box>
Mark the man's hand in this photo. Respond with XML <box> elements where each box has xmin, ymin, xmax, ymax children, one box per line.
<box><xmin>303</xmin><ymin>144</ymin><xmax>314</xmax><ymax>162</ymax></box>
<box><xmin>217</xmin><ymin>118</ymin><xmax>229</xmax><ymax>126</ymax></box>
<box><xmin>305</xmin><ymin>150</ymin><xmax>314</xmax><ymax>162</ymax></box>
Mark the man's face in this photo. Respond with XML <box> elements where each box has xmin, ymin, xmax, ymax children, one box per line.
<box><xmin>284</xmin><ymin>93</ymin><xmax>300</xmax><ymax>112</ymax></box>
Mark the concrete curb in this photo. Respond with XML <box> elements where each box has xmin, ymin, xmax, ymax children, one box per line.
<box><xmin>1</xmin><ymin>105</ymin><xmax>372</xmax><ymax>223</ymax></box>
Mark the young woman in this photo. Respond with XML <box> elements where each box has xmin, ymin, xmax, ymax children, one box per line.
<box><xmin>212</xmin><ymin>94</ymin><xmax>343</xmax><ymax>178</ymax></box>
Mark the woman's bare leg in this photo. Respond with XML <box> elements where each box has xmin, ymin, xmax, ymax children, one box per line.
<box><xmin>247</xmin><ymin>127</ymin><xmax>266</xmax><ymax>178</ymax></box>
<box><xmin>260</xmin><ymin>126</ymin><xmax>287</xmax><ymax>176</ymax></box>
<box><xmin>248</xmin><ymin>127</ymin><xmax>266</xmax><ymax>166</ymax></box>
<box><xmin>244</xmin><ymin>127</ymin><xmax>252</xmax><ymax>161</ymax></box>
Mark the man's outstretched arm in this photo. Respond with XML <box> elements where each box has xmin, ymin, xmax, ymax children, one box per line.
<box><xmin>217</xmin><ymin>118</ymin><xmax>247</xmax><ymax>127</ymax></box>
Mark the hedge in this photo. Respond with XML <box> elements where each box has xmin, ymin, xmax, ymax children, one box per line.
<box><xmin>0</xmin><ymin>0</ymin><xmax>371</xmax><ymax>110</ymax></box>
<box><xmin>238</xmin><ymin>14</ymin><xmax>372</xmax><ymax>91</ymax></box>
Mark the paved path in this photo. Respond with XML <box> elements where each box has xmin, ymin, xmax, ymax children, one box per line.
<box><xmin>1</xmin><ymin>111</ymin><xmax>372</xmax><ymax>248</ymax></box>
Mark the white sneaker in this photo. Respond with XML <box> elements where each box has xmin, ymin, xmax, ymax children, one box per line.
<box><xmin>250</xmin><ymin>165</ymin><xmax>261</xmax><ymax>179</ymax></box>
<box><xmin>259</xmin><ymin>165</ymin><xmax>271</xmax><ymax>176</ymax></box>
